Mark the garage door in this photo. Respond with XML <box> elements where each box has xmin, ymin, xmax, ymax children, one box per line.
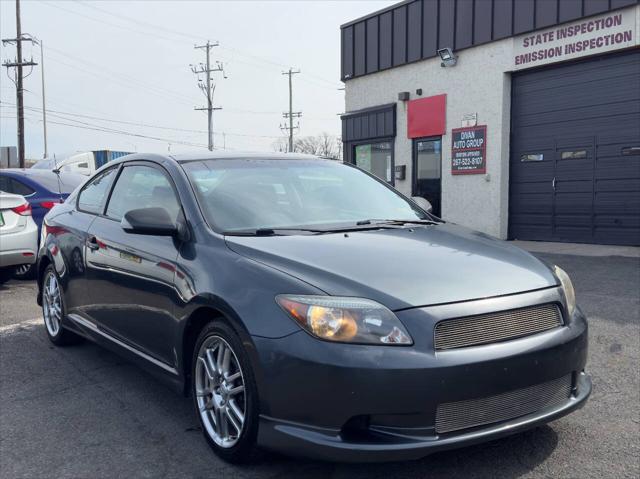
<box><xmin>509</xmin><ymin>49</ymin><xmax>640</xmax><ymax>246</ymax></box>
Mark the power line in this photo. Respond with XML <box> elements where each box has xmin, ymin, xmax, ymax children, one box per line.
<box><xmin>9</xmin><ymin>108</ymin><xmax>210</xmax><ymax>148</ymax></box>
<box><xmin>41</xmin><ymin>44</ymin><xmax>287</xmax><ymax>116</ymax></box>
<box><xmin>1</xmin><ymin>101</ymin><xmax>284</xmax><ymax>139</ymax></box>
<box><xmin>41</xmin><ymin>0</ymin><xmax>343</xmax><ymax>90</ymax></box>
<box><xmin>43</xmin><ymin>46</ymin><xmax>198</xmax><ymax>106</ymax></box>
<box><xmin>73</xmin><ymin>0</ymin><xmax>202</xmax><ymax>43</ymax></box>
<box><xmin>74</xmin><ymin>0</ymin><xmax>342</xmax><ymax>88</ymax></box>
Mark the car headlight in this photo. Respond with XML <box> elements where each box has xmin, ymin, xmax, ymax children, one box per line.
<box><xmin>554</xmin><ymin>265</ymin><xmax>576</xmax><ymax>317</ymax></box>
<box><xmin>276</xmin><ymin>295</ymin><xmax>413</xmax><ymax>345</ymax></box>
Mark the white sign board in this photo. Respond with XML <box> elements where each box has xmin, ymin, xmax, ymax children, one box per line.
<box><xmin>461</xmin><ymin>113</ymin><xmax>477</xmax><ymax>127</ymax></box>
<box><xmin>513</xmin><ymin>6</ymin><xmax>639</xmax><ymax>70</ymax></box>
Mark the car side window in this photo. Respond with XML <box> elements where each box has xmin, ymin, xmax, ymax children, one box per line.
<box><xmin>0</xmin><ymin>176</ymin><xmax>34</xmax><ymax>196</ymax></box>
<box><xmin>77</xmin><ymin>167</ymin><xmax>118</xmax><ymax>215</ymax></box>
<box><xmin>105</xmin><ymin>165</ymin><xmax>180</xmax><ymax>223</ymax></box>
<box><xmin>9</xmin><ymin>178</ymin><xmax>35</xmax><ymax>196</ymax></box>
<box><xmin>0</xmin><ymin>176</ymin><xmax>10</xmax><ymax>193</ymax></box>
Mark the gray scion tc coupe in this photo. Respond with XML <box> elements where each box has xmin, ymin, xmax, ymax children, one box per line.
<box><xmin>37</xmin><ymin>152</ymin><xmax>590</xmax><ymax>463</ymax></box>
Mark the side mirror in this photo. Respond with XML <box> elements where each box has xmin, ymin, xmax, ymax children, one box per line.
<box><xmin>121</xmin><ymin>207</ymin><xmax>178</xmax><ymax>236</ymax></box>
<box><xmin>411</xmin><ymin>196</ymin><xmax>433</xmax><ymax>214</ymax></box>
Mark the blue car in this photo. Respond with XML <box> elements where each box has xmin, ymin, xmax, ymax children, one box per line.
<box><xmin>0</xmin><ymin>169</ymin><xmax>85</xmax><ymax>277</ymax></box>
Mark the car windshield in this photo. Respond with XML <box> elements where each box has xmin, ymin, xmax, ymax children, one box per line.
<box><xmin>183</xmin><ymin>159</ymin><xmax>431</xmax><ymax>233</ymax></box>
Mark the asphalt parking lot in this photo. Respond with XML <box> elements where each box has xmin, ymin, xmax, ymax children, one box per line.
<box><xmin>1</xmin><ymin>252</ymin><xmax>638</xmax><ymax>479</ymax></box>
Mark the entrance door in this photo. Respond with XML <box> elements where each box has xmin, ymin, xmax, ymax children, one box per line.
<box><xmin>412</xmin><ymin>137</ymin><xmax>442</xmax><ymax>217</ymax></box>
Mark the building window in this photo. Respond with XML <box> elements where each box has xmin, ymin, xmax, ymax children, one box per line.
<box><xmin>560</xmin><ymin>150</ymin><xmax>587</xmax><ymax>160</ymax></box>
<box><xmin>521</xmin><ymin>153</ymin><xmax>544</xmax><ymax>162</ymax></box>
<box><xmin>354</xmin><ymin>141</ymin><xmax>393</xmax><ymax>183</ymax></box>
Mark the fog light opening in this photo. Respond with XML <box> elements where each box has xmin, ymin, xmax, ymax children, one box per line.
<box><xmin>340</xmin><ymin>415</ymin><xmax>371</xmax><ymax>440</ymax></box>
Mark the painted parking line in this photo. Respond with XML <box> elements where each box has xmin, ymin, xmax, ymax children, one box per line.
<box><xmin>0</xmin><ymin>318</ymin><xmax>42</xmax><ymax>334</ymax></box>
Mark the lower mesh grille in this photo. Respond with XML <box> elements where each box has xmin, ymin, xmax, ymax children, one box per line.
<box><xmin>435</xmin><ymin>374</ymin><xmax>573</xmax><ymax>434</ymax></box>
<box><xmin>434</xmin><ymin>303</ymin><xmax>563</xmax><ymax>350</ymax></box>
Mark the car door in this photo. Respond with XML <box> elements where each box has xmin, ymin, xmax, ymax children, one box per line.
<box><xmin>83</xmin><ymin>162</ymin><xmax>183</xmax><ymax>366</ymax></box>
<box><xmin>55</xmin><ymin>166</ymin><xmax>119</xmax><ymax>319</ymax></box>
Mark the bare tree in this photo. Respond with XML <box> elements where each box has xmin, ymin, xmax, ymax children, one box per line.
<box><xmin>272</xmin><ymin>132</ymin><xmax>342</xmax><ymax>160</ymax></box>
<box><xmin>272</xmin><ymin>137</ymin><xmax>289</xmax><ymax>153</ymax></box>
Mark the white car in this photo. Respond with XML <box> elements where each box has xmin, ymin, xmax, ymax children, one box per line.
<box><xmin>0</xmin><ymin>192</ymin><xmax>38</xmax><ymax>273</ymax></box>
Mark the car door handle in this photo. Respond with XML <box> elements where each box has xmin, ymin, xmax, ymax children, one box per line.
<box><xmin>87</xmin><ymin>236</ymin><xmax>100</xmax><ymax>251</ymax></box>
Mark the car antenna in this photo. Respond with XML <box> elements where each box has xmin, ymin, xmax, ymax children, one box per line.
<box><xmin>51</xmin><ymin>154</ymin><xmax>63</xmax><ymax>201</ymax></box>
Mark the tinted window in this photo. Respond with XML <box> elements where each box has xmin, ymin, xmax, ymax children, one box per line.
<box><xmin>0</xmin><ymin>176</ymin><xmax>10</xmax><ymax>193</ymax></box>
<box><xmin>0</xmin><ymin>176</ymin><xmax>35</xmax><ymax>196</ymax></box>
<box><xmin>184</xmin><ymin>159</ymin><xmax>428</xmax><ymax>232</ymax></box>
<box><xmin>11</xmin><ymin>179</ymin><xmax>35</xmax><ymax>196</ymax></box>
<box><xmin>77</xmin><ymin>168</ymin><xmax>118</xmax><ymax>214</ymax></box>
<box><xmin>415</xmin><ymin>139</ymin><xmax>442</xmax><ymax>179</ymax></box>
<box><xmin>105</xmin><ymin>165</ymin><xmax>180</xmax><ymax>222</ymax></box>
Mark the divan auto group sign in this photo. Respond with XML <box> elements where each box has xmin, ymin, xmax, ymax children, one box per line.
<box><xmin>451</xmin><ymin>125</ymin><xmax>487</xmax><ymax>175</ymax></box>
<box><xmin>513</xmin><ymin>6</ymin><xmax>639</xmax><ymax>70</ymax></box>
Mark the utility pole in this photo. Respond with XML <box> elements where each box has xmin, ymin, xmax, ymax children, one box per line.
<box><xmin>38</xmin><ymin>39</ymin><xmax>47</xmax><ymax>158</ymax></box>
<box><xmin>191</xmin><ymin>41</ymin><xmax>225</xmax><ymax>150</ymax></box>
<box><xmin>280</xmin><ymin>68</ymin><xmax>301</xmax><ymax>152</ymax></box>
<box><xmin>2</xmin><ymin>0</ymin><xmax>38</xmax><ymax>167</ymax></box>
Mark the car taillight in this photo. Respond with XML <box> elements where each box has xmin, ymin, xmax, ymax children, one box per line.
<box><xmin>12</xmin><ymin>202</ymin><xmax>32</xmax><ymax>216</ymax></box>
<box><xmin>43</xmin><ymin>223</ymin><xmax>67</xmax><ymax>237</ymax></box>
<box><xmin>40</xmin><ymin>200</ymin><xmax>62</xmax><ymax>209</ymax></box>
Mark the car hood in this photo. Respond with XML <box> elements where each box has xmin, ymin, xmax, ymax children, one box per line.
<box><xmin>224</xmin><ymin>223</ymin><xmax>558</xmax><ymax>311</ymax></box>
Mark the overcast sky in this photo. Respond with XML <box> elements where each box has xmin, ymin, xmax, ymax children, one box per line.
<box><xmin>0</xmin><ymin>0</ymin><xmax>395</xmax><ymax>159</ymax></box>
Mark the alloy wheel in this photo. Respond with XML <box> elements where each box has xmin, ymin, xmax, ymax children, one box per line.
<box><xmin>43</xmin><ymin>272</ymin><xmax>62</xmax><ymax>336</ymax></box>
<box><xmin>195</xmin><ymin>336</ymin><xmax>246</xmax><ymax>448</ymax></box>
<box><xmin>14</xmin><ymin>264</ymin><xmax>31</xmax><ymax>277</ymax></box>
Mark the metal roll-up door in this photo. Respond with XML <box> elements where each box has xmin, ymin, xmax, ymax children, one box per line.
<box><xmin>509</xmin><ymin>49</ymin><xmax>640</xmax><ymax>245</ymax></box>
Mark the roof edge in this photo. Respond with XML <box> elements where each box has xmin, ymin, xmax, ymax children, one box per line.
<box><xmin>340</xmin><ymin>0</ymin><xmax>409</xmax><ymax>29</ymax></box>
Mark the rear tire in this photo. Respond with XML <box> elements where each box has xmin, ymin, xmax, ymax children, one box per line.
<box><xmin>192</xmin><ymin>321</ymin><xmax>260</xmax><ymax>463</ymax></box>
<box><xmin>41</xmin><ymin>265</ymin><xmax>83</xmax><ymax>346</ymax></box>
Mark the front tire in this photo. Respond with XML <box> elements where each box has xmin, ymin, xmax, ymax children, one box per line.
<box><xmin>192</xmin><ymin>321</ymin><xmax>260</xmax><ymax>463</ymax></box>
<box><xmin>41</xmin><ymin>265</ymin><xmax>82</xmax><ymax>346</ymax></box>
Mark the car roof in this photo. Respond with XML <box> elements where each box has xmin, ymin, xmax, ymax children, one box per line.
<box><xmin>96</xmin><ymin>151</ymin><xmax>339</xmax><ymax>176</ymax></box>
<box><xmin>170</xmin><ymin>151</ymin><xmax>326</xmax><ymax>163</ymax></box>
<box><xmin>0</xmin><ymin>168</ymin><xmax>83</xmax><ymax>178</ymax></box>
<box><xmin>1</xmin><ymin>168</ymin><xmax>86</xmax><ymax>193</ymax></box>
<box><xmin>107</xmin><ymin>150</ymin><xmax>326</xmax><ymax>164</ymax></box>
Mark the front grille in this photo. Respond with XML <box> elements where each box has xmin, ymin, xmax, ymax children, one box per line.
<box><xmin>434</xmin><ymin>303</ymin><xmax>562</xmax><ymax>350</ymax></box>
<box><xmin>435</xmin><ymin>374</ymin><xmax>572</xmax><ymax>434</ymax></box>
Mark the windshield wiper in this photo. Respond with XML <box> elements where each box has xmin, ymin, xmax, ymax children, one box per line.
<box><xmin>225</xmin><ymin>220</ymin><xmax>440</xmax><ymax>236</ymax></box>
<box><xmin>356</xmin><ymin>219</ymin><xmax>440</xmax><ymax>226</ymax></box>
<box><xmin>224</xmin><ymin>227</ymin><xmax>325</xmax><ymax>236</ymax></box>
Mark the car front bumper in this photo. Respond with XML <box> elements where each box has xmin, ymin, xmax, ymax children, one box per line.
<box><xmin>251</xmin><ymin>287</ymin><xmax>590</xmax><ymax>462</ymax></box>
<box><xmin>257</xmin><ymin>372</ymin><xmax>591</xmax><ymax>462</ymax></box>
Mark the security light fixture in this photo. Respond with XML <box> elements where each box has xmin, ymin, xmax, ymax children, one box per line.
<box><xmin>438</xmin><ymin>48</ymin><xmax>457</xmax><ymax>67</ymax></box>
